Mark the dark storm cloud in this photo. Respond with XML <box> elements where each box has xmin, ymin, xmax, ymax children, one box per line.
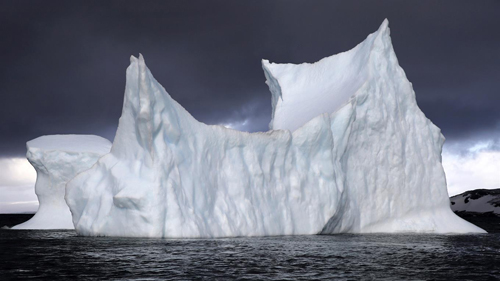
<box><xmin>1</xmin><ymin>0</ymin><xmax>499</xmax><ymax>156</ymax></box>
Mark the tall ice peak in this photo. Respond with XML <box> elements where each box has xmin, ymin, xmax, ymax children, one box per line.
<box><xmin>262</xmin><ymin>19</ymin><xmax>393</xmax><ymax>132</ymax></box>
<box><xmin>64</xmin><ymin>20</ymin><xmax>485</xmax><ymax>238</ymax></box>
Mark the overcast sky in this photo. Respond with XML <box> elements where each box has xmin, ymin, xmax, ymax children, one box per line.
<box><xmin>1</xmin><ymin>1</ymin><xmax>499</xmax><ymax>212</ymax></box>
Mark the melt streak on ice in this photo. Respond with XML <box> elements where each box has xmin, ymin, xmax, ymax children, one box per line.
<box><xmin>12</xmin><ymin>135</ymin><xmax>111</xmax><ymax>229</ymax></box>
<box><xmin>65</xmin><ymin>20</ymin><xmax>485</xmax><ymax>237</ymax></box>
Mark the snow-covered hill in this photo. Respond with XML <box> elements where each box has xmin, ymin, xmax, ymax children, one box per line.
<box><xmin>451</xmin><ymin>189</ymin><xmax>500</xmax><ymax>215</ymax></box>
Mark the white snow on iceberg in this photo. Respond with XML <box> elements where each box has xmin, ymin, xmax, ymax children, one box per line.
<box><xmin>65</xmin><ymin>20</ymin><xmax>485</xmax><ymax>237</ymax></box>
<box><xmin>12</xmin><ymin>135</ymin><xmax>111</xmax><ymax>230</ymax></box>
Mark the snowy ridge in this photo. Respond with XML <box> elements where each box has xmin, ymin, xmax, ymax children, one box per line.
<box><xmin>451</xmin><ymin>189</ymin><xmax>500</xmax><ymax>215</ymax></box>
<box><xmin>262</xmin><ymin>19</ymin><xmax>378</xmax><ymax>132</ymax></box>
<box><xmin>65</xmin><ymin>20</ymin><xmax>484</xmax><ymax>237</ymax></box>
<box><xmin>12</xmin><ymin>135</ymin><xmax>111</xmax><ymax>229</ymax></box>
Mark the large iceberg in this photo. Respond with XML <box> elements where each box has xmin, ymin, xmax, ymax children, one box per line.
<box><xmin>65</xmin><ymin>20</ymin><xmax>485</xmax><ymax>237</ymax></box>
<box><xmin>12</xmin><ymin>135</ymin><xmax>111</xmax><ymax>229</ymax></box>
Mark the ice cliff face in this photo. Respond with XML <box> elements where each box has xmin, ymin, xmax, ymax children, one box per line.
<box><xmin>65</xmin><ymin>57</ymin><xmax>349</xmax><ymax>237</ymax></box>
<box><xmin>12</xmin><ymin>135</ymin><xmax>111</xmax><ymax>229</ymax></box>
<box><xmin>65</xmin><ymin>20</ymin><xmax>485</xmax><ymax>237</ymax></box>
<box><xmin>264</xmin><ymin>19</ymin><xmax>483</xmax><ymax>233</ymax></box>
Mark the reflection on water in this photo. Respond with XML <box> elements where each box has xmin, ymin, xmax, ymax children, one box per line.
<box><xmin>1</xmin><ymin>229</ymin><xmax>499</xmax><ymax>280</ymax></box>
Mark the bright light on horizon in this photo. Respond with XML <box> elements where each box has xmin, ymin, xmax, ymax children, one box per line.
<box><xmin>442</xmin><ymin>147</ymin><xmax>500</xmax><ymax>196</ymax></box>
<box><xmin>219</xmin><ymin>119</ymin><xmax>250</xmax><ymax>131</ymax></box>
<box><xmin>0</xmin><ymin>157</ymin><xmax>36</xmax><ymax>186</ymax></box>
<box><xmin>0</xmin><ymin>157</ymin><xmax>37</xmax><ymax>213</ymax></box>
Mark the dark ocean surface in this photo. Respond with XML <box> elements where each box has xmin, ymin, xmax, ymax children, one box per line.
<box><xmin>1</xmin><ymin>214</ymin><xmax>499</xmax><ymax>280</ymax></box>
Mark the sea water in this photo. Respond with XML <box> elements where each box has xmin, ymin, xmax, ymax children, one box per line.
<box><xmin>1</xmin><ymin>226</ymin><xmax>499</xmax><ymax>280</ymax></box>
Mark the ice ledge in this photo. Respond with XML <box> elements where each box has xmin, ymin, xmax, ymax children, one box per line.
<box><xmin>262</xmin><ymin>19</ymin><xmax>392</xmax><ymax>132</ymax></box>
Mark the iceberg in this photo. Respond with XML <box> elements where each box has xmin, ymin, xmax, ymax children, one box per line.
<box><xmin>65</xmin><ymin>20</ymin><xmax>485</xmax><ymax>237</ymax></box>
<box><xmin>12</xmin><ymin>135</ymin><xmax>111</xmax><ymax>229</ymax></box>
<box><xmin>264</xmin><ymin>20</ymin><xmax>484</xmax><ymax>234</ymax></box>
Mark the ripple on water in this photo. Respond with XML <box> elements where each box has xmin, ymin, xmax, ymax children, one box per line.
<box><xmin>1</xmin><ymin>230</ymin><xmax>499</xmax><ymax>280</ymax></box>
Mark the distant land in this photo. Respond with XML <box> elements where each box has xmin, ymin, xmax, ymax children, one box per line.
<box><xmin>0</xmin><ymin>214</ymin><xmax>34</xmax><ymax>229</ymax></box>
<box><xmin>451</xmin><ymin>188</ymin><xmax>500</xmax><ymax>233</ymax></box>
